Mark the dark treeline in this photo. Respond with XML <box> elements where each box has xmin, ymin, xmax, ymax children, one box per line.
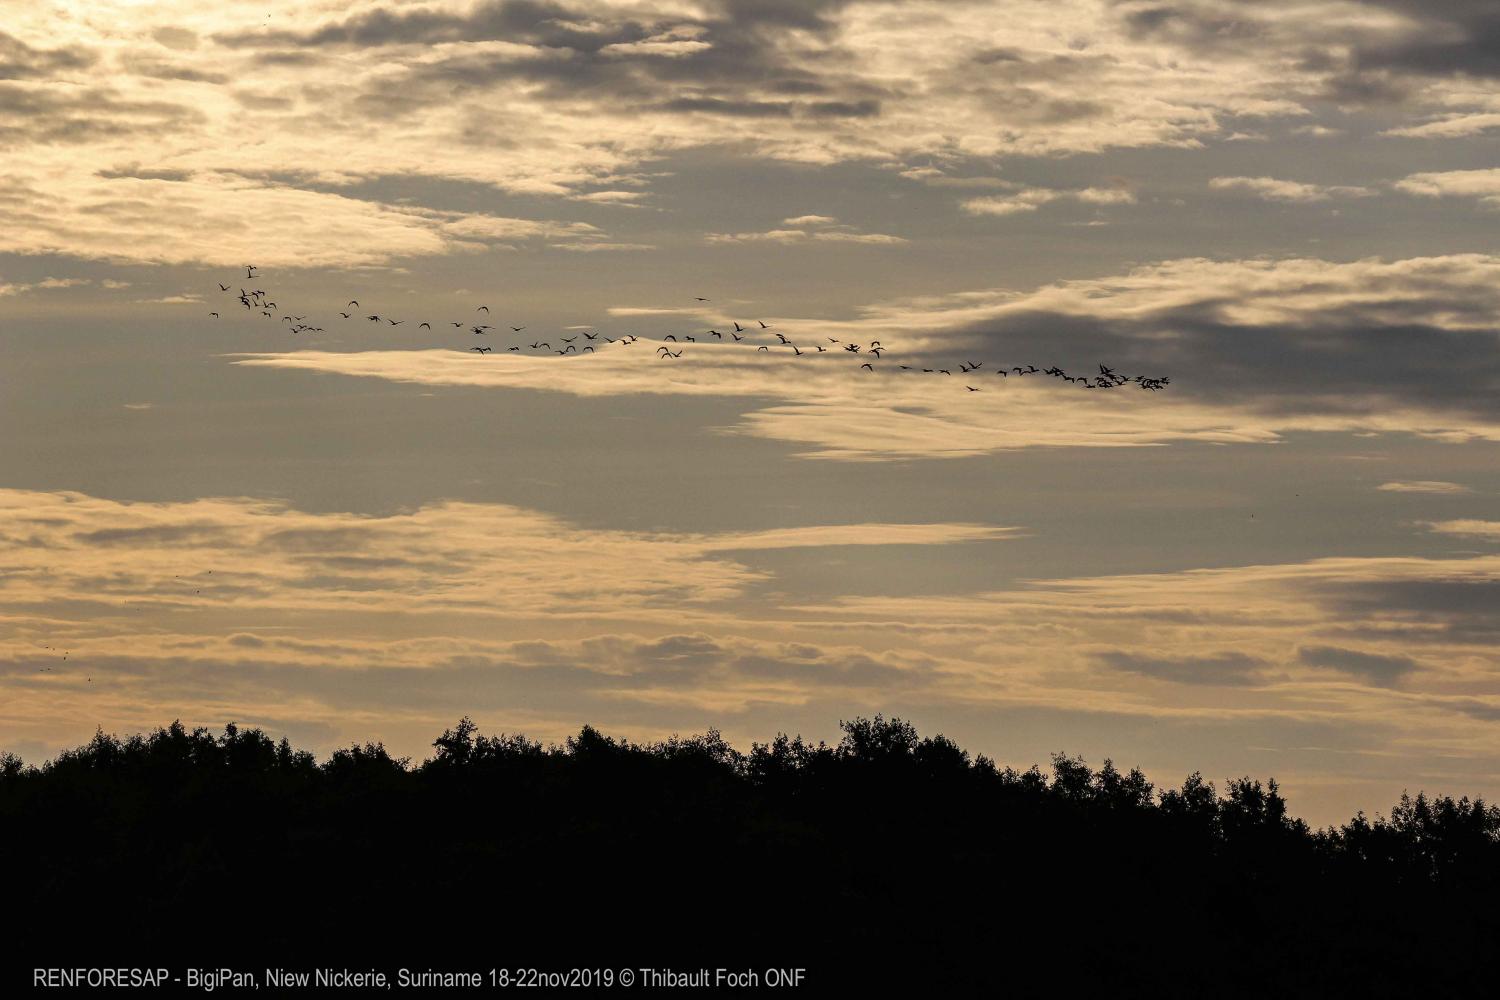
<box><xmin>5</xmin><ymin>716</ymin><xmax>1498</xmax><ymax>994</ymax></box>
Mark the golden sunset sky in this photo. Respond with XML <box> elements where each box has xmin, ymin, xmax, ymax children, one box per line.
<box><xmin>4</xmin><ymin>0</ymin><xmax>1500</xmax><ymax>823</ymax></box>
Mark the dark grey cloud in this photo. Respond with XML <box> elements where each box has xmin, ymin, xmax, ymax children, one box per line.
<box><xmin>1096</xmin><ymin>650</ymin><xmax>1266</xmax><ymax>686</ymax></box>
<box><xmin>74</xmin><ymin>524</ymin><xmax>233</xmax><ymax>547</ymax></box>
<box><xmin>216</xmin><ymin>0</ymin><xmax>888</xmax><ymax>126</ymax></box>
<box><xmin>660</xmin><ymin>97</ymin><xmax>795</xmax><ymax>118</ymax></box>
<box><xmin>95</xmin><ymin>165</ymin><xmax>196</xmax><ymax>182</ymax></box>
<box><xmin>927</xmin><ymin>295</ymin><xmax>1500</xmax><ymax>430</ymax></box>
<box><xmin>1296</xmin><ymin>644</ymin><xmax>1418</xmax><ymax>686</ymax></box>
<box><xmin>0</xmin><ymin>83</ymin><xmax>201</xmax><ymax>148</ymax></box>
<box><xmin>1357</xmin><ymin>0</ymin><xmax>1500</xmax><ymax>80</ymax></box>
<box><xmin>1117</xmin><ymin>2</ymin><xmax>1270</xmax><ymax>52</ymax></box>
<box><xmin>1115</xmin><ymin>0</ymin><xmax>1500</xmax><ymax>105</ymax></box>
<box><xmin>0</xmin><ymin>31</ymin><xmax>95</xmax><ymax>80</ymax></box>
<box><xmin>118</xmin><ymin>54</ymin><xmax>230</xmax><ymax>85</ymax></box>
<box><xmin>1314</xmin><ymin>579</ymin><xmax>1500</xmax><ymax>646</ymax></box>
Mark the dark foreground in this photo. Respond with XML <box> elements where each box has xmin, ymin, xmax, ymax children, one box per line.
<box><xmin>5</xmin><ymin>716</ymin><xmax>1497</xmax><ymax>994</ymax></box>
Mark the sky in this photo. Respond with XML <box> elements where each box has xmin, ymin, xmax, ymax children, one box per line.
<box><xmin>3</xmin><ymin>0</ymin><xmax>1499</xmax><ymax>825</ymax></box>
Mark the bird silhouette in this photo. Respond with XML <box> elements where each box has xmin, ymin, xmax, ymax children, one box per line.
<box><xmin>205</xmin><ymin>272</ymin><xmax>1172</xmax><ymax>399</ymax></box>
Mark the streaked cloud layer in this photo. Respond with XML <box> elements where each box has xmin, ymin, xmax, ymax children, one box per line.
<box><xmin>4</xmin><ymin>0</ymin><xmax>1499</xmax><ymax>267</ymax></box>
<box><xmin>236</xmin><ymin>253</ymin><xmax>1500</xmax><ymax>458</ymax></box>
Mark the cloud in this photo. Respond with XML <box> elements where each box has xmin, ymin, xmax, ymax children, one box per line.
<box><xmin>899</xmin><ymin>168</ymin><xmax>1010</xmax><ymax>189</ymax></box>
<box><xmin>706</xmin><ymin>215</ymin><xmax>904</xmax><ymax>245</ymax></box>
<box><xmin>961</xmin><ymin>186</ymin><xmax>1136</xmax><ymax>216</ymax></box>
<box><xmin>0</xmin><ymin>171</ymin><xmax>644</xmax><ymax>268</ymax></box>
<box><xmin>1377</xmin><ymin>481</ymin><xmax>1472</xmax><ymax>494</ymax></box>
<box><xmin>0</xmin><ymin>277</ymin><xmax>90</xmax><ymax>297</ymax></box>
<box><xmin>1383</xmin><ymin>113</ymin><xmax>1500</xmax><ymax>139</ymax></box>
<box><xmin>1095</xmin><ymin>650</ymin><xmax>1268</xmax><ymax>686</ymax></box>
<box><xmin>1347</xmin><ymin>1</ymin><xmax>1500</xmax><ymax>82</ymax></box>
<box><xmin>6</xmin><ymin>0</ymin><xmax>1477</xmax><ymax>270</ymax></box>
<box><xmin>1395</xmin><ymin>169</ymin><xmax>1500</xmax><ymax>207</ymax></box>
<box><xmin>0</xmin><ymin>30</ymin><xmax>96</xmax><ymax>80</ymax></box>
<box><xmin>1426</xmin><ymin>520</ymin><xmax>1500</xmax><ymax>540</ymax></box>
<box><xmin>1209</xmin><ymin>176</ymin><xmax>1376</xmax><ymax>203</ymax></box>
<box><xmin>1296</xmin><ymin>645</ymin><xmax>1418</xmax><ymax>686</ymax></box>
<box><xmin>237</xmin><ymin>252</ymin><xmax>1500</xmax><ymax>460</ymax></box>
<box><xmin>8</xmin><ymin>485</ymin><xmax>1500</xmax><ymax>819</ymax></box>
<box><xmin>0</xmin><ymin>489</ymin><xmax>1013</xmax><ymax>631</ymax></box>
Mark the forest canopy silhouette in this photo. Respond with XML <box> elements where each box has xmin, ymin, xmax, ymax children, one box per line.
<box><xmin>5</xmin><ymin>715</ymin><xmax>1497</xmax><ymax>992</ymax></box>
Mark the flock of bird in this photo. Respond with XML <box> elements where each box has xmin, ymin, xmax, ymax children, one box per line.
<box><xmin>213</xmin><ymin>266</ymin><xmax>1171</xmax><ymax>392</ymax></box>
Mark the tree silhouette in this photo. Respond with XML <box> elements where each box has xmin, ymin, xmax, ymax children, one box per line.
<box><xmin>3</xmin><ymin>714</ymin><xmax>1498</xmax><ymax>991</ymax></box>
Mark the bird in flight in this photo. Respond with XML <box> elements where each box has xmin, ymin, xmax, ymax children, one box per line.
<box><xmin>206</xmin><ymin>272</ymin><xmax>1172</xmax><ymax>397</ymax></box>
